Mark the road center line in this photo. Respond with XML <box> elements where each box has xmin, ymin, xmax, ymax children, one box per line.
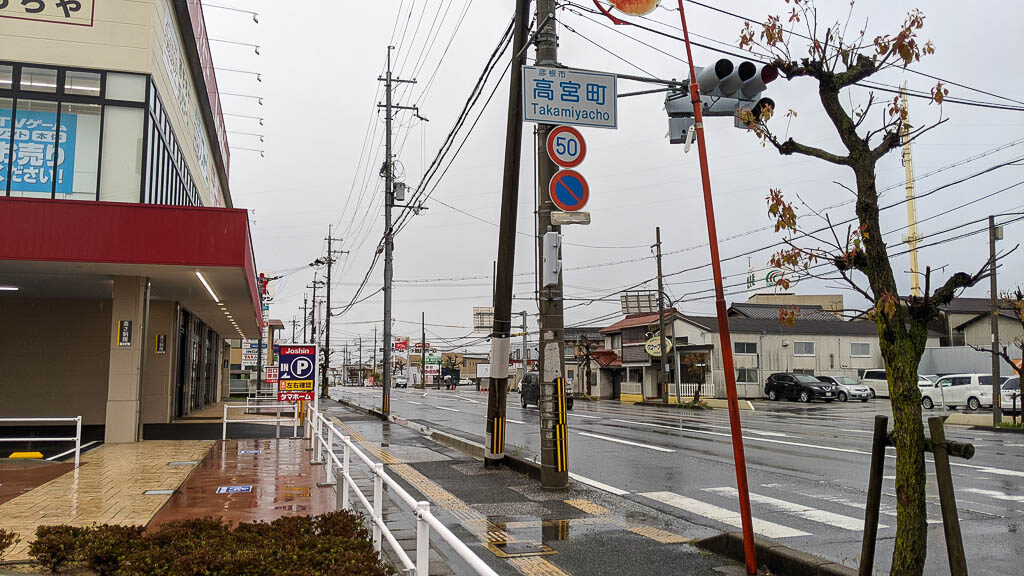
<box><xmin>407</xmin><ymin>401</ymin><xmax>424</xmax><ymax>405</ymax></box>
<box><xmin>507</xmin><ymin>419</ymin><xmax>525</xmax><ymax>425</ymax></box>
<box><xmin>435</xmin><ymin>406</ymin><xmax>460</xmax><ymax>413</ymax></box>
<box><xmin>577</xmin><ymin>431</ymin><xmax>675</xmax><ymax>453</ymax></box>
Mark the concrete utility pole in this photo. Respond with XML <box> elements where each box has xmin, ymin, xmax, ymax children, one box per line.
<box><xmin>378</xmin><ymin>46</ymin><xmax>416</xmax><ymax>417</ymax></box>
<box><xmin>534</xmin><ymin>0</ymin><xmax>568</xmax><ymax>489</ymax></box>
<box><xmin>319</xmin><ymin>227</ymin><xmax>348</xmax><ymax>399</ymax></box>
<box><xmin>373</xmin><ymin>325</ymin><xmax>378</xmax><ymax>378</ymax></box>
<box><xmin>290</xmin><ymin>316</ymin><xmax>298</xmax><ymax>344</ymax></box>
<box><xmin>522</xmin><ymin>310</ymin><xmax>529</xmax><ymax>375</ymax></box>
<box><xmin>655</xmin><ymin>226</ymin><xmax>670</xmax><ymax>404</ymax></box>
<box><xmin>343</xmin><ymin>342</ymin><xmax>348</xmax><ymax>386</ymax></box>
<box><xmin>990</xmin><ymin>215</ymin><xmax>1002</xmax><ymax>425</ymax></box>
<box><xmin>302</xmin><ymin>294</ymin><xmax>308</xmax><ymax>342</ymax></box>
<box><xmin>485</xmin><ymin>0</ymin><xmax>531</xmax><ymax>467</ymax></box>
<box><xmin>421</xmin><ymin>312</ymin><xmax>427</xmax><ymax>389</ymax></box>
<box><xmin>307</xmin><ymin>274</ymin><xmax>324</xmax><ymax>343</ymax></box>
<box><xmin>358</xmin><ymin>337</ymin><xmax>363</xmax><ymax>386</ymax></box>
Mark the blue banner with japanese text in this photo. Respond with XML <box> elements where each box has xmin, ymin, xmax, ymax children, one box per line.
<box><xmin>0</xmin><ymin>109</ymin><xmax>78</xmax><ymax>194</ymax></box>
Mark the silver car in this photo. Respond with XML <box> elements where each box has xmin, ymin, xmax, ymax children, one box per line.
<box><xmin>817</xmin><ymin>376</ymin><xmax>871</xmax><ymax>402</ymax></box>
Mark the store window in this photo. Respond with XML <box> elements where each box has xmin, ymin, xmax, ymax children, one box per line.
<box><xmin>64</xmin><ymin>70</ymin><xmax>101</xmax><ymax>97</ymax></box>
<box><xmin>20</xmin><ymin>67</ymin><xmax>58</xmax><ymax>93</ymax></box>
<box><xmin>0</xmin><ymin>98</ymin><xmax>11</xmax><ymax>188</ymax></box>
<box><xmin>58</xmin><ymin>102</ymin><xmax>101</xmax><ymax>200</ymax></box>
<box><xmin>99</xmin><ymin>106</ymin><xmax>144</xmax><ymax>203</ymax></box>
<box><xmin>0</xmin><ymin>66</ymin><xmax>12</xmax><ymax>90</ymax></box>
<box><xmin>8</xmin><ymin>99</ymin><xmax>58</xmax><ymax>199</ymax></box>
<box><xmin>106</xmin><ymin>73</ymin><xmax>146</xmax><ymax>102</ymax></box>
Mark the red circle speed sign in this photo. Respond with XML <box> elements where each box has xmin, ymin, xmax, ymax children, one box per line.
<box><xmin>546</xmin><ymin>126</ymin><xmax>587</xmax><ymax>168</ymax></box>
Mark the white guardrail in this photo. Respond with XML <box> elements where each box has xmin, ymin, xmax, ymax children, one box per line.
<box><xmin>222</xmin><ymin>403</ymin><xmax>298</xmax><ymax>440</ymax></box>
<box><xmin>0</xmin><ymin>416</ymin><xmax>82</xmax><ymax>468</ymax></box>
<box><xmin>306</xmin><ymin>405</ymin><xmax>499</xmax><ymax>576</ymax></box>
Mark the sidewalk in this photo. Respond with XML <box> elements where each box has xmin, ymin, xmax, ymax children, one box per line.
<box><xmin>320</xmin><ymin>401</ymin><xmax>746</xmax><ymax>576</ymax></box>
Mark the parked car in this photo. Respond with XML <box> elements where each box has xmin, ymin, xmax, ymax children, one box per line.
<box><xmin>1001</xmin><ymin>376</ymin><xmax>1021</xmax><ymax>415</ymax></box>
<box><xmin>458</xmin><ymin>378</ymin><xmax>473</xmax><ymax>387</ymax></box>
<box><xmin>860</xmin><ymin>369</ymin><xmax>932</xmax><ymax>398</ymax></box>
<box><xmin>816</xmin><ymin>376</ymin><xmax>871</xmax><ymax>402</ymax></box>
<box><xmin>520</xmin><ymin>372</ymin><xmax>573</xmax><ymax>410</ymax></box>
<box><xmin>394</xmin><ymin>376</ymin><xmax>408</xmax><ymax>389</ymax></box>
<box><xmin>920</xmin><ymin>373</ymin><xmax>996</xmax><ymax>410</ymax></box>
<box><xmin>764</xmin><ymin>373</ymin><xmax>836</xmax><ymax>403</ymax></box>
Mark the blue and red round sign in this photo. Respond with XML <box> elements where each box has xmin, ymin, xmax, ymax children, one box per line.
<box><xmin>548</xmin><ymin>170</ymin><xmax>590</xmax><ymax>212</ymax></box>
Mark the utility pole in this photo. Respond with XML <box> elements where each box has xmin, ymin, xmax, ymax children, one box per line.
<box><xmin>655</xmin><ymin>227</ymin><xmax>670</xmax><ymax>404</ymax></box>
<box><xmin>674</xmin><ymin>2</ymin><xmax>757</xmax><ymax>572</ymax></box>
<box><xmin>378</xmin><ymin>46</ymin><xmax>416</xmax><ymax>417</ymax></box>
<box><xmin>373</xmin><ymin>325</ymin><xmax>378</xmax><ymax>379</ymax></box>
<box><xmin>302</xmin><ymin>294</ymin><xmax>309</xmax><ymax>342</ymax></box>
<box><xmin>485</xmin><ymin>0</ymin><xmax>530</xmax><ymax>467</ymax></box>
<box><xmin>421</xmin><ymin>312</ymin><xmax>427</xmax><ymax>389</ymax></box>
<box><xmin>522</xmin><ymin>311</ymin><xmax>529</xmax><ymax>375</ymax></box>
<box><xmin>343</xmin><ymin>342</ymin><xmax>349</xmax><ymax>386</ymax></box>
<box><xmin>307</xmin><ymin>274</ymin><xmax>324</xmax><ymax>343</ymax></box>
<box><xmin>534</xmin><ymin>0</ymin><xmax>568</xmax><ymax>489</ymax></box>
<box><xmin>319</xmin><ymin>227</ymin><xmax>348</xmax><ymax>399</ymax></box>
<box><xmin>289</xmin><ymin>316</ymin><xmax>298</xmax><ymax>344</ymax></box>
<box><xmin>359</xmin><ymin>337</ymin><xmax>363</xmax><ymax>386</ymax></box>
<box><xmin>990</xmin><ymin>215</ymin><xmax>1003</xmax><ymax>426</ymax></box>
<box><xmin>900</xmin><ymin>87</ymin><xmax>922</xmax><ymax>297</ymax></box>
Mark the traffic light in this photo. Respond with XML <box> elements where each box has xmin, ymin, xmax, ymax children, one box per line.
<box><xmin>542</xmin><ymin>231</ymin><xmax>562</xmax><ymax>289</ymax></box>
<box><xmin>666</xmin><ymin>58</ymin><xmax>778</xmax><ymax>144</ymax></box>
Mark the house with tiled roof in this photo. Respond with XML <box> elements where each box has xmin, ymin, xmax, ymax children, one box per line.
<box><xmin>597</xmin><ymin>307</ymin><xmax>942</xmax><ymax>401</ymax></box>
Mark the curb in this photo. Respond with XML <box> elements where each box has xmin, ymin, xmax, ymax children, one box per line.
<box><xmin>695</xmin><ymin>532</ymin><xmax>857</xmax><ymax>576</ymax></box>
<box><xmin>331</xmin><ymin>397</ymin><xmax>543</xmax><ymax>479</ymax></box>
<box><xmin>635</xmin><ymin>399</ymin><xmax>756</xmax><ymax>411</ymax></box>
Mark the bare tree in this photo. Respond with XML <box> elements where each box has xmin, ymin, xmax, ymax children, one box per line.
<box><xmin>738</xmin><ymin>3</ymin><xmax>995</xmax><ymax>573</ymax></box>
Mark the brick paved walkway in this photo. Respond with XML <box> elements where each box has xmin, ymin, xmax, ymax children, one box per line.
<box><xmin>0</xmin><ymin>441</ymin><xmax>212</xmax><ymax>560</ymax></box>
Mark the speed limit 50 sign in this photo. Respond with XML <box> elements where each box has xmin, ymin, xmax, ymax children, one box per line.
<box><xmin>546</xmin><ymin>126</ymin><xmax>586</xmax><ymax>168</ymax></box>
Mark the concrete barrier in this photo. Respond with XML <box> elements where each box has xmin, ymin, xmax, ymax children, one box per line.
<box><xmin>696</xmin><ymin>532</ymin><xmax>857</xmax><ymax>576</ymax></box>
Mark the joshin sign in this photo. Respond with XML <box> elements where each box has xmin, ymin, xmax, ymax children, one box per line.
<box><xmin>278</xmin><ymin>346</ymin><xmax>316</xmax><ymax>402</ymax></box>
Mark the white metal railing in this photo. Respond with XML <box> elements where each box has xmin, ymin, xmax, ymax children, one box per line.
<box><xmin>307</xmin><ymin>405</ymin><xmax>499</xmax><ymax>576</ymax></box>
<box><xmin>0</xmin><ymin>416</ymin><xmax>82</xmax><ymax>468</ymax></box>
<box><xmin>222</xmin><ymin>403</ymin><xmax>298</xmax><ymax>440</ymax></box>
<box><xmin>671</xmin><ymin>382</ymin><xmax>716</xmax><ymax>399</ymax></box>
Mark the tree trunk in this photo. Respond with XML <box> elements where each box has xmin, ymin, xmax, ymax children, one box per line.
<box><xmin>854</xmin><ymin>166</ymin><xmax>929</xmax><ymax>576</ymax></box>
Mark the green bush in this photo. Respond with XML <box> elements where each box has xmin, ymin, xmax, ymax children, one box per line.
<box><xmin>0</xmin><ymin>528</ymin><xmax>20</xmax><ymax>560</ymax></box>
<box><xmin>79</xmin><ymin>525</ymin><xmax>145</xmax><ymax>576</ymax></box>
<box><xmin>28</xmin><ymin>525</ymin><xmax>86</xmax><ymax>573</ymax></box>
<box><xmin>997</xmin><ymin>420</ymin><xmax>1024</xmax><ymax>430</ymax></box>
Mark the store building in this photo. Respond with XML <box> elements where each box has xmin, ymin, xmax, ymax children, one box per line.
<box><xmin>0</xmin><ymin>1</ymin><xmax>260</xmax><ymax>442</ymax></box>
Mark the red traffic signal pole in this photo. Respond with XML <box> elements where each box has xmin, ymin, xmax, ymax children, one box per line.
<box><xmin>675</xmin><ymin>2</ymin><xmax>757</xmax><ymax>574</ymax></box>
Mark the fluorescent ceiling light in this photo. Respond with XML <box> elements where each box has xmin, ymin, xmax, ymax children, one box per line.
<box><xmin>0</xmin><ymin>286</ymin><xmax>19</xmax><ymax>291</ymax></box>
<box><xmin>195</xmin><ymin>271</ymin><xmax>219</xmax><ymax>302</ymax></box>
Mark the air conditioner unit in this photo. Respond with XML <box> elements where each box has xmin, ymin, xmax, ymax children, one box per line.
<box><xmin>782</xmin><ymin>340</ymin><xmax>790</xmax><ymax>347</ymax></box>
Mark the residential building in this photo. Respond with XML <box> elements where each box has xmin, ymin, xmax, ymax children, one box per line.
<box><xmin>0</xmin><ymin>1</ymin><xmax>258</xmax><ymax>442</ymax></box>
<box><xmin>598</xmin><ymin>308</ymin><xmax>942</xmax><ymax>401</ymax></box>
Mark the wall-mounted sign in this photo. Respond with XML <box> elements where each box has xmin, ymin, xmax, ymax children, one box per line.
<box><xmin>117</xmin><ymin>321</ymin><xmax>133</xmax><ymax>347</ymax></box>
<box><xmin>0</xmin><ymin>110</ymin><xmax>78</xmax><ymax>195</ymax></box>
<box><xmin>523</xmin><ymin>66</ymin><xmax>617</xmax><ymax>129</ymax></box>
<box><xmin>0</xmin><ymin>0</ymin><xmax>95</xmax><ymax>27</ymax></box>
<box><xmin>156</xmin><ymin>334</ymin><xmax>167</xmax><ymax>354</ymax></box>
<box><xmin>644</xmin><ymin>333</ymin><xmax>673</xmax><ymax>357</ymax></box>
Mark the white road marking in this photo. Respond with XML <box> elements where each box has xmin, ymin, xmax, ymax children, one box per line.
<box><xmin>507</xmin><ymin>419</ymin><xmax>526</xmax><ymax>425</ymax></box>
<box><xmin>569</xmin><ymin>413</ymin><xmax>601</xmax><ymax>419</ymax></box>
<box><xmin>640</xmin><ymin>491</ymin><xmax>810</xmax><ymax>539</ymax></box>
<box><xmin>784</xmin><ymin>488</ymin><xmax>943</xmax><ymax>525</ymax></box>
<box><xmin>407</xmin><ymin>401</ymin><xmax>425</xmax><ymax>405</ymax></box>
<box><xmin>963</xmin><ymin>488</ymin><xmax>1024</xmax><ymax>503</ymax></box>
<box><xmin>435</xmin><ymin>406</ymin><xmax>460</xmax><ymax>413</ymax></box>
<box><xmin>577</xmin><ymin>431</ymin><xmax>675</xmax><ymax>453</ymax></box>
<box><xmin>704</xmin><ymin>487</ymin><xmax>883</xmax><ymax>531</ymax></box>
<box><xmin>46</xmin><ymin>441</ymin><xmax>100</xmax><ymax>461</ymax></box>
<box><xmin>569</xmin><ymin>473</ymin><xmax>630</xmax><ymax>496</ymax></box>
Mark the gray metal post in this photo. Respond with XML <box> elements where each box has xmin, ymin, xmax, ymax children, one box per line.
<box><xmin>929</xmin><ymin>417</ymin><xmax>968</xmax><ymax>576</ymax></box>
<box><xmin>342</xmin><ymin>437</ymin><xmax>351</xmax><ymax>509</ymax></box>
<box><xmin>74</xmin><ymin>416</ymin><xmax>82</xmax><ymax>469</ymax></box>
<box><xmin>989</xmin><ymin>215</ymin><xmax>1002</xmax><ymax>425</ymax></box>
<box><xmin>858</xmin><ymin>415</ymin><xmax>888</xmax><ymax>576</ymax></box>
<box><xmin>372</xmin><ymin>463</ymin><xmax>384</xmax><ymax>551</ymax></box>
<box><xmin>222</xmin><ymin>404</ymin><xmax>228</xmax><ymax>440</ymax></box>
<box><xmin>275</xmin><ymin>405</ymin><xmax>281</xmax><ymax>439</ymax></box>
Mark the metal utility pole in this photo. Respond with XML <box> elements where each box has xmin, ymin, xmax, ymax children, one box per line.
<box><xmin>421</xmin><ymin>312</ymin><xmax>427</xmax><ymax>389</ymax></box>
<box><xmin>675</xmin><ymin>1</ymin><xmax>757</xmax><ymax>572</ymax></box>
<box><xmin>302</xmin><ymin>294</ymin><xmax>309</xmax><ymax>342</ymax></box>
<box><xmin>990</xmin><ymin>215</ymin><xmax>1003</xmax><ymax>425</ymax></box>
<box><xmin>534</xmin><ymin>0</ymin><xmax>568</xmax><ymax>489</ymax></box>
<box><xmin>900</xmin><ymin>87</ymin><xmax>922</xmax><ymax>298</ymax></box>
<box><xmin>485</xmin><ymin>0</ymin><xmax>531</xmax><ymax>467</ymax></box>
<box><xmin>655</xmin><ymin>226</ymin><xmax>670</xmax><ymax>404</ymax></box>
<box><xmin>378</xmin><ymin>46</ymin><xmax>416</xmax><ymax>417</ymax></box>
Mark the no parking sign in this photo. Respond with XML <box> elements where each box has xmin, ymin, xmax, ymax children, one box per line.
<box><xmin>548</xmin><ymin>170</ymin><xmax>590</xmax><ymax>212</ymax></box>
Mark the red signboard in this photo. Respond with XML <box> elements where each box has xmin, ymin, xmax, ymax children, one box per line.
<box><xmin>394</xmin><ymin>339</ymin><xmax>409</xmax><ymax>351</ymax></box>
<box><xmin>278</xmin><ymin>391</ymin><xmax>314</xmax><ymax>402</ymax></box>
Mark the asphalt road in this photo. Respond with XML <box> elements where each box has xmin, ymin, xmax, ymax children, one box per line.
<box><xmin>333</xmin><ymin>385</ymin><xmax>1024</xmax><ymax>576</ymax></box>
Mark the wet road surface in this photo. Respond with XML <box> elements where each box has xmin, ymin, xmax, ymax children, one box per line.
<box><xmin>333</xmin><ymin>386</ymin><xmax>1024</xmax><ymax>576</ymax></box>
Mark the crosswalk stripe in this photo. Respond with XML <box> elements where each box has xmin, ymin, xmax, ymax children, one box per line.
<box><xmin>577</xmin><ymin>431</ymin><xmax>675</xmax><ymax>453</ymax></box>
<box><xmin>703</xmin><ymin>487</ymin><xmax>883</xmax><ymax>531</ymax></box>
<box><xmin>639</xmin><ymin>491</ymin><xmax>810</xmax><ymax>539</ymax></box>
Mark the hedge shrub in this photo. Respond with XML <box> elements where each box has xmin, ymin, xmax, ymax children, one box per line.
<box><xmin>25</xmin><ymin>510</ymin><xmax>394</xmax><ymax>576</ymax></box>
<box><xmin>0</xmin><ymin>528</ymin><xmax>19</xmax><ymax>561</ymax></box>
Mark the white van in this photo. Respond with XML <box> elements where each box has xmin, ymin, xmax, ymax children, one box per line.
<box><xmin>860</xmin><ymin>369</ymin><xmax>933</xmax><ymax>399</ymax></box>
<box><xmin>920</xmin><ymin>374</ymin><xmax>996</xmax><ymax>411</ymax></box>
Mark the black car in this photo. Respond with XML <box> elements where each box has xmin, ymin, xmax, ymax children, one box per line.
<box><xmin>764</xmin><ymin>373</ymin><xmax>836</xmax><ymax>403</ymax></box>
<box><xmin>520</xmin><ymin>372</ymin><xmax>573</xmax><ymax>410</ymax></box>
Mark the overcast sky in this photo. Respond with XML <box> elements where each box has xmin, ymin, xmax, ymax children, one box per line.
<box><xmin>203</xmin><ymin>1</ymin><xmax>1024</xmax><ymax>357</ymax></box>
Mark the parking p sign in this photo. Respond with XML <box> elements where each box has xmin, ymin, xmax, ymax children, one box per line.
<box><xmin>279</xmin><ymin>345</ymin><xmax>317</xmax><ymax>402</ymax></box>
